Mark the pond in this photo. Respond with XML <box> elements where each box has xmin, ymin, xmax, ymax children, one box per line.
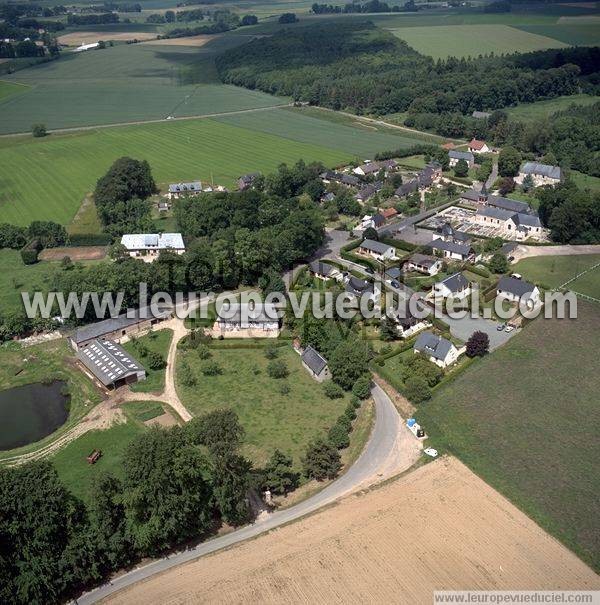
<box><xmin>0</xmin><ymin>380</ymin><xmax>70</xmax><ymax>451</ymax></box>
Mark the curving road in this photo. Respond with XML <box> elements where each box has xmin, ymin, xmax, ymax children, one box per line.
<box><xmin>76</xmin><ymin>384</ymin><xmax>419</xmax><ymax>604</ymax></box>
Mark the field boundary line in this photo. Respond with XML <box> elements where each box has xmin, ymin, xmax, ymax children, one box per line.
<box><xmin>557</xmin><ymin>260</ymin><xmax>600</xmax><ymax>289</ymax></box>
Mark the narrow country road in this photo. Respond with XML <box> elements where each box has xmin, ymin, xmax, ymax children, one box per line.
<box><xmin>76</xmin><ymin>384</ymin><xmax>421</xmax><ymax>605</ymax></box>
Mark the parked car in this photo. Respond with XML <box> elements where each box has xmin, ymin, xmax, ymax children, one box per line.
<box><xmin>364</xmin><ymin>266</ymin><xmax>374</xmax><ymax>274</ymax></box>
<box><xmin>497</xmin><ymin>323</ymin><xmax>506</xmax><ymax>331</ymax></box>
<box><xmin>505</xmin><ymin>325</ymin><xmax>515</xmax><ymax>333</ymax></box>
<box><xmin>390</xmin><ymin>280</ymin><xmax>400</xmax><ymax>288</ymax></box>
<box><xmin>424</xmin><ymin>447</ymin><xmax>438</xmax><ymax>458</ymax></box>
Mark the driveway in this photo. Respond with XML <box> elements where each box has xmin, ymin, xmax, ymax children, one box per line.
<box><xmin>439</xmin><ymin>313</ymin><xmax>516</xmax><ymax>351</ymax></box>
<box><xmin>76</xmin><ymin>384</ymin><xmax>421</xmax><ymax>604</ymax></box>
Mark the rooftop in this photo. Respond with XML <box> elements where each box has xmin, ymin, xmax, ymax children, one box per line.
<box><xmin>520</xmin><ymin>162</ymin><xmax>561</xmax><ymax>180</ymax></box>
<box><xmin>168</xmin><ymin>181</ymin><xmax>201</xmax><ymax>193</ymax></box>
<box><xmin>438</xmin><ymin>272</ymin><xmax>470</xmax><ymax>294</ymax></box>
<box><xmin>498</xmin><ymin>276</ymin><xmax>536</xmax><ymax>298</ymax></box>
<box><xmin>78</xmin><ymin>339</ymin><xmax>145</xmax><ymax>386</ymax></box>
<box><xmin>121</xmin><ymin>233</ymin><xmax>185</xmax><ymax>251</ymax></box>
<box><xmin>301</xmin><ymin>346</ymin><xmax>328</xmax><ymax>375</ymax></box>
<box><xmin>431</xmin><ymin>238</ymin><xmax>472</xmax><ymax>257</ymax></box>
<box><xmin>414</xmin><ymin>331</ymin><xmax>455</xmax><ymax>362</ymax></box>
<box><xmin>360</xmin><ymin>239</ymin><xmax>393</xmax><ymax>255</ymax></box>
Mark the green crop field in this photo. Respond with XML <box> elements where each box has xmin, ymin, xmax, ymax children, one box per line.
<box><xmin>389</xmin><ymin>24</ymin><xmax>568</xmax><ymax>59</ymax></box>
<box><xmin>416</xmin><ymin>302</ymin><xmax>600</xmax><ymax>571</ymax></box>
<box><xmin>0</xmin><ymin>39</ymin><xmax>286</xmax><ymax>134</ymax></box>
<box><xmin>505</xmin><ymin>94</ymin><xmax>600</xmax><ymax>122</ymax></box>
<box><xmin>513</xmin><ymin>254</ymin><xmax>600</xmax><ymax>299</ymax></box>
<box><xmin>514</xmin><ymin>23</ymin><xmax>600</xmax><ymax>46</ymax></box>
<box><xmin>0</xmin><ymin>81</ymin><xmax>29</xmax><ymax>102</ymax></box>
<box><xmin>177</xmin><ymin>344</ymin><xmax>351</xmax><ymax>468</ymax></box>
<box><xmin>0</xmin><ymin>116</ymin><xmax>350</xmax><ymax>225</ymax></box>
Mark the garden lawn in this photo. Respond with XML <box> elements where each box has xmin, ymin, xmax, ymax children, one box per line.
<box><xmin>0</xmin><ymin>117</ymin><xmax>349</xmax><ymax>226</ymax></box>
<box><xmin>389</xmin><ymin>24</ymin><xmax>568</xmax><ymax>59</ymax></box>
<box><xmin>0</xmin><ymin>338</ymin><xmax>102</xmax><ymax>461</ymax></box>
<box><xmin>177</xmin><ymin>343</ymin><xmax>351</xmax><ymax>468</ymax></box>
<box><xmin>416</xmin><ymin>302</ymin><xmax>600</xmax><ymax>571</ymax></box>
<box><xmin>123</xmin><ymin>328</ymin><xmax>173</xmax><ymax>393</ymax></box>
<box><xmin>513</xmin><ymin>254</ymin><xmax>600</xmax><ymax>298</ymax></box>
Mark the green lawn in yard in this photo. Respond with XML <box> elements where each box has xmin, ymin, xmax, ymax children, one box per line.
<box><xmin>389</xmin><ymin>24</ymin><xmax>568</xmax><ymax>59</ymax></box>
<box><xmin>51</xmin><ymin>416</ymin><xmax>145</xmax><ymax>501</ymax></box>
<box><xmin>176</xmin><ymin>343</ymin><xmax>351</xmax><ymax>468</ymax></box>
<box><xmin>121</xmin><ymin>400</ymin><xmax>167</xmax><ymax>423</ymax></box>
<box><xmin>122</xmin><ymin>328</ymin><xmax>173</xmax><ymax>393</ymax></box>
<box><xmin>0</xmin><ymin>338</ymin><xmax>102</xmax><ymax>461</ymax></box>
<box><xmin>513</xmin><ymin>254</ymin><xmax>600</xmax><ymax>298</ymax></box>
<box><xmin>0</xmin><ymin>117</ymin><xmax>348</xmax><ymax>226</ymax></box>
<box><xmin>505</xmin><ymin>94</ymin><xmax>600</xmax><ymax>122</ymax></box>
<box><xmin>416</xmin><ymin>302</ymin><xmax>600</xmax><ymax>571</ymax></box>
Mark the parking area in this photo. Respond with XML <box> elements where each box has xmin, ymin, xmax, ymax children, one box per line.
<box><xmin>439</xmin><ymin>313</ymin><xmax>518</xmax><ymax>351</ymax></box>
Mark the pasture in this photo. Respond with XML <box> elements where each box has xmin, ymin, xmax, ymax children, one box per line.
<box><xmin>417</xmin><ymin>302</ymin><xmax>600</xmax><ymax>571</ymax></box>
<box><xmin>176</xmin><ymin>344</ymin><xmax>351</xmax><ymax>468</ymax></box>
<box><xmin>505</xmin><ymin>94</ymin><xmax>600</xmax><ymax>122</ymax></box>
<box><xmin>389</xmin><ymin>24</ymin><xmax>568</xmax><ymax>59</ymax></box>
<box><xmin>513</xmin><ymin>254</ymin><xmax>600</xmax><ymax>299</ymax></box>
<box><xmin>0</xmin><ymin>81</ymin><xmax>28</xmax><ymax>102</ymax></box>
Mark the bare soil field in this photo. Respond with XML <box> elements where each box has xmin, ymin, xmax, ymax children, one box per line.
<box><xmin>58</xmin><ymin>32</ymin><xmax>157</xmax><ymax>45</ymax></box>
<box><xmin>141</xmin><ymin>35</ymin><xmax>216</xmax><ymax>47</ymax></box>
<box><xmin>39</xmin><ymin>246</ymin><xmax>107</xmax><ymax>261</ymax></box>
<box><xmin>103</xmin><ymin>457</ymin><xmax>600</xmax><ymax>605</ymax></box>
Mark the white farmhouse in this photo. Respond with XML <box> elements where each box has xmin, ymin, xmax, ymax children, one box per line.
<box><xmin>475</xmin><ymin>207</ymin><xmax>547</xmax><ymax>241</ymax></box>
<box><xmin>121</xmin><ymin>233</ymin><xmax>185</xmax><ymax>262</ymax></box>
<box><xmin>514</xmin><ymin>162</ymin><xmax>561</xmax><ymax>187</ymax></box>
<box><xmin>497</xmin><ymin>276</ymin><xmax>541</xmax><ymax>307</ymax></box>
<box><xmin>430</xmin><ymin>238</ymin><xmax>474</xmax><ymax>262</ymax></box>
<box><xmin>414</xmin><ymin>331</ymin><xmax>461</xmax><ymax>368</ymax></box>
<box><xmin>448</xmin><ymin>150</ymin><xmax>475</xmax><ymax>168</ymax></box>
<box><xmin>432</xmin><ymin>272</ymin><xmax>471</xmax><ymax>300</ymax></box>
<box><xmin>357</xmin><ymin>239</ymin><xmax>397</xmax><ymax>261</ymax></box>
<box><xmin>405</xmin><ymin>253</ymin><xmax>442</xmax><ymax>276</ymax></box>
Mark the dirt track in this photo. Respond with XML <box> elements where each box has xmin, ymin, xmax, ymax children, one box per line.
<box><xmin>39</xmin><ymin>246</ymin><xmax>107</xmax><ymax>261</ymax></box>
<box><xmin>58</xmin><ymin>31</ymin><xmax>157</xmax><ymax>45</ymax></box>
<box><xmin>103</xmin><ymin>457</ymin><xmax>600</xmax><ymax>604</ymax></box>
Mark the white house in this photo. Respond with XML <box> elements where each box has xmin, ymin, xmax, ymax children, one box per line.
<box><xmin>394</xmin><ymin>306</ymin><xmax>431</xmax><ymax>339</ymax></box>
<box><xmin>497</xmin><ymin>276</ymin><xmax>541</xmax><ymax>307</ymax></box>
<box><xmin>308</xmin><ymin>261</ymin><xmax>340</xmax><ymax>281</ymax></box>
<box><xmin>301</xmin><ymin>346</ymin><xmax>331</xmax><ymax>382</ymax></box>
<box><xmin>430</xmin><ymin>238</ymin><xmax>474</xmax><ymax>262</ymax></box>
<box><xmin>514</xmin><ymin>162</ymin><xmax>562</xmax><ymax>187</ymax></box>
<box><xmin>474</xmin><ymin>207</ymin><xmax>547</xmax><ymax>241</ymax></box>
<box><xmin>468</xmin><ymin>138</ymin><xmax>490</xmax><ymax>154</ymax></box>
<box><xmin>167</xmin><ymin>181</ymin><xmax>202</xmax><ymax>199</ymax></box>
<box><xmin>433</xmin><ymin>272</ymin><xmax>471</xmax><ymax>300</ymax></box>
<box><xmin>414</xmin><ymin>331</ymin><xmax>461</xmax><ymax>368</ymax></box>
<box><xmin>73</xmin><ymin>42</ymin><xmax>100</xmax><ymax>52</ymax></box>
<box><xmin>449</xmin><ymin>150</ymin><xmax>475</xmax><ymax>168</ymax></box>
<box><xmin>405</xmin><ymin>253</ymin><xmax>442</xmax><ymax>276</ymax></box>
<box><xmin>212</xmin><ymin>302</ymin><xmax>281</xmax><ymax>338</ymax></box>
<box><xmin>357</xmin><ymin>239</ymin><xmax>397</xmax><ymax>261</ymax></box>
<box><xmin>121</xmin><ymin>233</ymin><xmax>185</xmax><ymax>262</ymax></box>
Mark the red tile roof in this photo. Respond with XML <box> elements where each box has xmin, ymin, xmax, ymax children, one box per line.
<box><xmin>469</xmin><ymin>139</ymin><xmax>486</xmax><ymax>150</ymax></box>
<box><xmin>381</xmin><ymin>208</ymin><xmax>398</xmax><ymax>219</ymax></box>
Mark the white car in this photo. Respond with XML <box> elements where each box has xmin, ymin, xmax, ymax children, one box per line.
<box><xmin>424</xmin><ymin>447</ymin><xmax>438</xmax><ymax>458</ymax></box>
<box><xmin>505</xmin><ymin>325</ymin><xmax>515</xmax><ymax>333</ymax></box>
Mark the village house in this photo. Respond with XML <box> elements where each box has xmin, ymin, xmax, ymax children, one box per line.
<box><xmin>474</xmin><ymin>207</ymin><xmax>546</xmax><ymax>240</ymax></box>
<box><xmin>438</xmin><ymin>223</ymin><xmax>472</xmax><ymax>246</ymax></box>
<box><xmin>237</xmin><ymin>172</ymin><xmax>261</xmax><ymax>191</ymax></box>
<box><xmin>301</xmin><ymin>346</ymin><xmax>331</xmax><ymax>382</ymax></box>
<box><xmin>497</xmin><ymin>276</ymin><xmax>541</xmax><ymax>307</ymax></box>
<box><xmin>430</xmin><ymin>238</ymin><xmax>475</xmax><ymax>262</ymax></box>
<box><xmin>357</xmin><ymin>213</ymin><xmax>386</xmax><ymax>232</ymax></box>
<box><xmin>320</xmin><ymin>171</ymin><xmax>360</xmax><ymax>187</ymax></box>
<box><xmin>69</xmin><ymin>306</ymin><xmax>173</xmax><ymax>350</ymax></box>
<box><xmin>77</xmin><ymin>338</ymin><xmax>146</xmax><ymax>390</ymax></box>
<box><xmin>308</xmin><ymin>261</ymin><xmax>339</xmax><ymax>281</ymax></box>
<box><xmin>353</xmin><ymin>159</ymin><xmax>397</xmax><ymax>177</ymax></box>
<box><xmin>394</xmin><ymin>179</ymin><xmax>418</xmax><ymax>198</ymax></box>
<box><xmin>167</xmin><ymin>181</ymin><xmax>202</xmax><ymax>200</ymax></box>
<box><xmin>357</xmin><ymin>239</ymin><xmax>397</xmax><ymax>262</ymax></box>
<box><xmin>212</xmin><ymin>302</ymin><xmax>281</xmax><ymax>338</ymax></box>
<box><xmin>404</xmin><ymin>253</ymin><xmax>442</xmax><ymax>276</ymax></box>
<box><xmin>381</xmin><ymin>207</ymin><xmax>398</xmax><ymax>220</ymax></box>
<box><xmin>514</xmin><ymin>162</ymin><xmax>562</xmax><ymax>187</ymax></box>
<box><xmin>121</xmin><ymin>233</ymin><xmax>185</xmax><ymax>261</ymax></box>
<box><xmin>449</xmin><ymin>149</ymin><xmax>475</xmax><ymax>168</ymax></box>
<box><xmin>355</xmin><ymin>182</ymin><xmax>383</xmax><ymax>204</ymax></box>
<box><xmin>414</xmin><ymin>331</ymin><xmax>462</xmax><ymax>368</ymax></box>
<box><xmin>157</xmin><ymin>200</ymin><xmax>171</xmax><ymax>213</ymax></box>
<box><xmin>345</xmin><ymin>276</ymin><xmax>375</xmax><ymax>300</ymax></box>
<box><xmin>320</xmin><ymin>192</ymin><xmax>336</xmax><ymax>204</ymax></box>
<box><xmin>471</xmin><ymin>110</ymin><xmax>491</xmax><ymax>119</ymax></box>
<box><xmin>392</xmin><ymin>304</ymin><xmax>431</xmax><ymax>339</ymax></box>
<box><xmin>460</xmin><ymin>188</ymin><xmax>532</xmax><ymax>214</ymax></box>
<box><xmin>468</xmin><ymin>138</ymin><xmax>490</xmax><ymax>154</ymax></box>
<box><xmin>432</xmin><ymin>272</ymin><xmax>471</xmax><ymax>300</ymax></box>
<box><xmin>418</xmin><ymin>161</ymin><xmax>443</xmax><ymax>188</ymax></box>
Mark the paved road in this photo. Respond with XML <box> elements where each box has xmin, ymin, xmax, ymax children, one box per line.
<box><xmin>76</xmin><ymin>384</ymin><xmax>413</xmax><ymax>605</ymax></box>
<box><xmin>378</xmin><ymin>201</ymin><xmax>455</xmax><ymax>238</ymax></box>
<box><xmin>485</xmin><ymin>157</ymin><xmax>498</xmax><ymax>190</ymax></box>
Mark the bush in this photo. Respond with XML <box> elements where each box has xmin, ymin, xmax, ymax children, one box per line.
<box><xmin>31</xmin><ymin>123</ymin><xmax>47</xmax><ymax>137</ymax></box>
<box><xmin>328</xmin><ymin>422</ymin><xmax>350</xmax><ymax>450</ymax></box>
<box><xmin>405</xmin><ymin>375</ymin><xmax>432</xmax><ymax>403</ymax></box>
<box><xmin>323</xmin><ymin>381</ymin><xmax>344</xmax><ymax>399</ymax></box>
<box><xmin>264</xmin><ymin>345</ymin><xmax>278</xmax><ymax>359</ymax></box>
<box><xmin>466</xmin><ymin>331</ymin><xmax>489</xmax><ymax>357</ymax></box>
<box><xmin>20</xmin><ymin>239</ymin><xmax>41</xmax><ymax>265</ymax></box>
<box><xmin>67</xmin><ymin>233</ymin><xmax>112</xmax><ymax>246</ymax></box>
<box><xmin>279</xmin><ymin>382</ymin><xmax>290</xmax><ymax>395</ymax></box>
<box><xmin>352</xmin><ymin>375</ymin><xmax>371</xmax><ymax>400</ymax></box>
<box><xmin>267</xmin><ymin>359</ymin><xmax>288</xmax><ymax>379</ymax></box>
<box><xmin>197</xmin><ymin>344</ymin><xmax>212</xmax><ymax>360</ymax></box>
<box><xmin>303</xmin><ymin>439</ymin><xmax>341</xmax><ymax>479</ymax></box>
<box><xmin>350</xmin><ymin>395</ymin><xmax>361</xmax><ymax>409</ymax></box>
<box><xmin>147</xmin><ymin>351</ymin><xmax>166</xmax><ymax>370</ymax></box>
<box><xmin>201</xmin><ymin>360</ymin><xmax>222</xmax><ymax>376</ymax></box>
<box><xmin>344</xmin><ymin>403</ymin><xmax>357</xmax><ymax>421</ymax></box>
<box><xmin>179</xmin><ymin>361</ymin><xmax>196</xmax><ymax>386</ymax></box>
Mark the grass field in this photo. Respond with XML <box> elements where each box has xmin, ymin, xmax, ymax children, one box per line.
<box><xmin>514</xmin><ymin>23</ymin><xmax>600</xmax><ymax>46</ymax></box>
<box><xmin>122</xmin><ymin>328</ymin><xmax>173</xmax><ymax>393</ymax></box>
<box><xmin>505</xmin><ymin>94</ymin><xmax>600</xmax><ymax>122</ymax></box>
<box><xmin>389</xmin><ymin>24</ymin><xmax>568</xmax><ymax>59</ymax></box>
<box><xmin>0</xmin><ymin>80</ymin><xmax>29</xmax><ymax>102</ymax></box>
<box><xmin>416</xmin><ymin>302</ymin><xmax>600</xmax><ymax>571</ymax></box>
<box><xmin>0</xmin><ymin>40</ymin><xmax>286</xmax><ymax>134</ymax></box>
<box><xmin>513</xmin><ymin>254</ymin><xmax>600</xmax><ymax>299</ymax></box>
<box><xmin>176</xmin><ymin>344</ymin><xmax>351</xmax><ymax>468</ymax></box>
<box><xmin>571</xmin><ymin>171</ymin><xmax>600</xmax><ymax>193</ymax></box>
<box><xmin>0</xmin><ymin>339</ymin><xmax>102</xmax><ymax>461</ymax></box>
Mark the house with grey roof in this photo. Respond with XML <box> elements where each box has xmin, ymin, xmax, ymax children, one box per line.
<box><xmin>355</xmin><ymin>182</ymin><xmax>383</xmax><ymax>203</ymax></box>
<box><xmin>475</xmin><ymin>207</ymin><xmax>547</xmax><ymax>241</ymax></box>
<box><xmin>167</xmin><ymin>181</ymin><xmax>202</xmax><ymax>199</ymax></box>
<box><xmin>497</xmin><ymin>276</ymin><xmax>540</xmax><ymax>306</ymax></box>
<box><xmin>405</xmin><ymin>253</ymin><xmax>442</xmax><ymax>276</ymax></box>
<box><xmin>515</xmin><ymin>162</ymin><xmax>561</xmax><ymax>187</ymax></box>
<box><xmin>357</xmin><ymin>239</ymin><xmax>398</xmax><ymax>261</ymax></box>
<box><xmin>309</xmin><ymin>261</ymin><xmax>339</xmax><ymax>281</ymax></box>
<box><xmin>433</xmin><ymin>272</ymin><xmax>471</xmax><ymax>300</ymax></box>
<box><xmin>392</xmin><ymin>304</ymin><xmax>431</xmax><ymax>339</ymax></box>
<box><xmin>77</xmin><ymin>338</ymin><xmax>146</xmax><ymax>389</ymax></box>
<box><xmin>121</xmin><ymin>233</ymin><xmax>185</xmax><ymax>262</ymax></box>
<box><xmin>414</xmin><ymin>331</ymin><xmax>461</xmax><ymax>368</ymax></box>
<box><xmin>301</xmin><ymin>346</ymin><xmax>330</xmax><ymax>382</ymax></box>
<box><xmin>237</xmin><ymin>172</ymin><xmax>261</xmax><ymax>190</ymax></box>
<box><xmin>460</xmin><ymin>188</ymin><xmax>488</xmax><ymax>205</ymax></box>
<box><xmin>354</xmin><ymin>161</ymin><xmax>382</xmax><ymax>177</ymax></box>
<box><xmin>448</xmin><ymin>149</ymin><xmax>474</xmax><ymax>168</ymax></box>
<box><xmin>430</xmin><ymin>238</ymin><xmax>474</xmax><ymax>262</ymax></box>
<box><xmin>212</xmin><ymin>302</ymin><xmax>281</xmax><ymax>338</ymax></box>
<box><xmin>472</xmin><ymin>110</ymin><xmax>491</xmax><ymax>119</ymax></box>
<box><xmin>394</xmin><ymin>179</ymin><xmax>418</xmax><ymax>198</ymax></box>
<box><xmin>488</xmin><ymin>195</ymin><xmax>530</xmax><ymax>214</ymax></box>
<box><xmin>439</xmin><ymin>223</ymin><xmax>472</xmax><ymax>246</ymax></box>
<box><xmin>345</xmin><ymin>276</ymin><xmax>375</xmax><ymax>300</ymax></box>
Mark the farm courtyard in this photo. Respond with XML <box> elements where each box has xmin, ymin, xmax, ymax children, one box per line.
<box><xmin>417</xmin><ymin>301</ymin><xmax>600</xmax><ymax>571</ymax></box>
